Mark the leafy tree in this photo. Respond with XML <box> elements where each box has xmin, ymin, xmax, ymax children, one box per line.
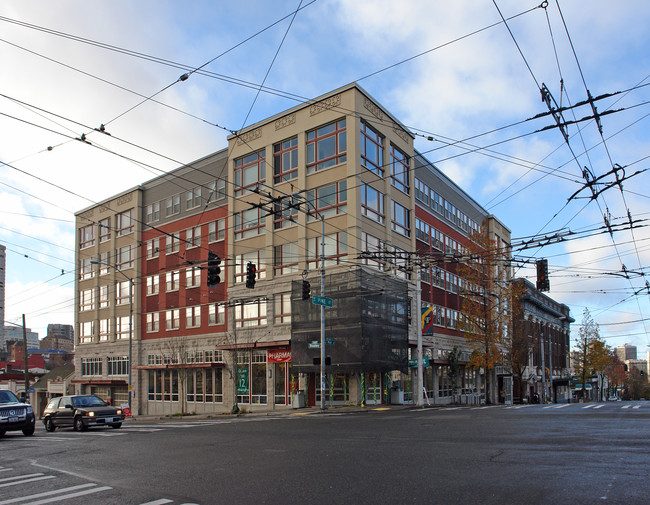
<box><xmin>458</xmin><ymin>225</ymin><xmax>521</xmax><ymax>404</ymax></box>
<box><xmin>571</xmin><ymin>308</ymin><xmax>600</xmax><ymax>401</ymax></box>
<box><xmin>604</xmin><ymin>352</ymin><xmax>626</xmax><ymax>398</ymax></box>
<box><xmin>589</xmin><ymin>339</ymin><xmax>613</xmax><ymax>402</ymax></box>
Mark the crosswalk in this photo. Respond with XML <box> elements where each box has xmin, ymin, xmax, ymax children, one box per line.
<box><xmin>0</xmin><ymin>466</ymin><xmax>198</xmax><ymax>505</ymax></box>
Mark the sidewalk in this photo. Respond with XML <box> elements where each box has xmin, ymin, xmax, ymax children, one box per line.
<box><xmin>124</xmin><ymin>403</ymin><xmax>412</xmax><ymax>424</ymax></box>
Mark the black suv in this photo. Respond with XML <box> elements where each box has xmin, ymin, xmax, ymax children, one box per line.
<box><xmin>0</xmin><ymin>390</ymin><xmax>35</xmax><ymax>437</ymax></box>
<box><xmin>42</xmin><ymin>395</ymin><xmax>125</xmax><ymax>432</ymax></box>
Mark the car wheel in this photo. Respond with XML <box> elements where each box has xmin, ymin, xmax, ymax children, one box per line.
<box><xmin>45</xmin><ymin>418</ymin><xmax>56</xmax><ymax>432</ymax></box>
<box><xmin>22</xmin><ymin>427</ymin><xmax>35</xmax><ymax>436</ymax></box>
<box><xmin>111</xmin><ymin>423</ymin><xmax>122</xmax><ymax>429</ymax></box>
<box><xmin>74</xmin><ymin>416</ymin><xmax>87</xmax><ymax>432</ymax></box>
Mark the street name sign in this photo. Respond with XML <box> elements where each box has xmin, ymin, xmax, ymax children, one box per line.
<box><xmin>312</xmin><ymin>295</ymin><xmax>333</xmax><ymax>307</ymax></box>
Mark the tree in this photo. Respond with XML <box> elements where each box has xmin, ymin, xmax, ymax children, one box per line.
<box><xmin>458</xmin><ymin>225</ymin><xmax>521</xmax><ymax>404</ymax></box>
<box><xmin>447</xmin><ymin>346</ymin><xmax>462</xmax><ymax>404</ymax></box>
<box><xmin>604</xmin><ymin>352</ymin><xmax>626</xmax><ymax>398</ymax></box>
<box><xmin>504</xmin><ymin>279</ymin><xmax>529</xmax><ymax>403</ymax></box>
<box><xmin>571</xmin><ymin>308</ymin><xmax>600</xmax><ymax>401</ymax></box>
<box><xmin>590</xmin><ymin>339</ymin><xmax>612</xmax><ymax>401</ymax></box>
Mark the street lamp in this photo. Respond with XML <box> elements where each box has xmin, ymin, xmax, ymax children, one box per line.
<box><xmin>90</xmin><ymin>259</ymin><xmax>133</xmax><ymax>415</ymax></box>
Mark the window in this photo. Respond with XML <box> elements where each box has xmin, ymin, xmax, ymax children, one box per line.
<box><xmin>81</xmin><ymin>357</ymin><xmax>102</xmax><ymax>376</ymax></box>
<box><xmin>146</xmin><ymin>312</ymin><xmax>159</xmax><ymax>333</ymax></box>
<box><xmin>80</xmin><ymin>257</ymin><xmax>94</xmax><ymax>280</ymax></box>
<box><xmin>116</xmin><ymin>316</ymin><xmax>131</xmax><ymax>339</ymax></box>
<box><xmin>274</xmin><ymin>293</ymin><xmax>291</xmax><ymax>324</ymax></box>
<box><xmin>107</xmin><ymin>356</ymin><xmax>129</xmax><ymax>376</ymax></box>
<box><xmin>98</xmin><ymin>218</ymin><xmax>111</xmax><ymax>242</ymax></box>
<box><xmin>186</xmin><ymin>187</ymin><xmax>201</xmax><ymax>209</ymax></box>
<box><xmin>273</xmin><ymin>136</ymin><xmax>298</xmax><ymax>183</ymax></box>
<box><xmin>145</xmin><ymin>202</ymin><xmax>160</xmax><ymax>223</ymax></box>
<box><xmin>166</xmin><ymin>271</ymin><xmax>180</xmax><ymax>292</ymax></box>
<box><xmin>415</xmin><ymin>179</ymin><xmax>429</xmax><ymax>206</ymax></box>
<box><xmin>207</xmin><ymin>179</ymin><xmax>226</xmax><ymax>202</ymax></box>
<box><xmin>98</xmin><ymin>251</ymin><xmax>110</xmax><ymax>275</ymax></box>
<box><xmin>234</xmin><ymin>250</ymin><xmax>266</xmax><ymax>284</ymax></box>
<box><xmin>306</xmin><ymin>119</ymin><xmax>346</xmax><ymax>173</ymax></box>
<box><xmin>186</xmin><ymin>226</ymin><xmax>201</xmax><ymax>248</ymax></box>
<box><xmin>208</xmin><ymin>219</ymin><xmax>225</xmax><ymax>242</ymax></box>
<box><xmin>116</xmin><ymin>209</ymin><xmax>135</xmax><ymax>236</ymax></box>
<box><xmin>79</xmin><ymin>224</ymin><xmax>95</xmax><ymax>249</ymax></box>
<box><xmin>390</xmin><ymin>145</ymin><xmax>410</xmax><ymax>193</ymax></box>
<box><xmin>99</xmin><ymin>285</ymin><xmax>109</xmax><ymax>308</ymax></box>
<box><xmin>234</xmin><ymin>150</ymin><xmax>265</xmax><ymax>196</ymax></box>
<box><xmin>360</xmin><ymin>232</ymin><xmax>384</xmax><ymax>270</ymax></box>
<box><xmin>391</xmin><ymin>201</ymin><xmax>411</xmax><ymax>237</ymax></box>
<box><xmin>361</xmin><ymin>183</ymin><xmax>385</xmax><ymax>224</ymax></box>
<box><xmin>273</xmin><ymin>199</ymin><xmax>298</xmax><ymax>230</ymax></box>
<box><xmin>116</xmin><ymin>280</ymin><xmax>131</xmax><ymax>305</ymax></box>
<box><xmin>147</xmin><ymin>238</ymin><xmax>160</xmax><ymax>259</ymax></box>
<box><xmin>273</xmin><ymin>243</ymin><xmax>299</xmax><ymax>275</ymax></box>
<box><xmin>166</xmin><ymin>309</ymin><xmax>180</xmax><ymax>330</ymax></box>
<box><xmin>165</xmin><ymin>195</ymin><xmax>181</xmax><ymax>217</ymax></box>
<box><xmin>99</xmin><ymin>319</ymin><xmax>110</xmax><ymax>341</ymax></box>
<box><xmin>146</xmin><ymin>275</ymin><xmax>159</xmax><ymax>296</ymax></box>
<box><xmin>234</xmin><ymin>300</ymin><xmax>267</xmax><ymax>328</ymax></box>
<box><xmin>361</xmin><ymin>122</ymin><xmax>384</xmax><ymax>175</ymax></box>
<box><xmin>115</xmin><ymin>245</ymin><xmax>134</xmax><ymax>269</ymax></box>
<box><xmin>446</xmin><ymin>308</ymin><xmax>458</xmax><ymax>329</ymax></box>
<box><xmin>79</xmin><ymin>321</ymin><xmax>95</xmax><ymax>343</ymax></box>
<box><xmin>208</xmin><ymin>304</ymin><xmax>225</xmax><ymax>325</ymax></box>
<box><xmin>307</xmin><ymin>232</ymin><xmax>347</xmax><ymax>269</ymax></box>
<box><xmin>186</xmin><ymin>267</ymin><xmax>201</xmax><ymax>288</ymax></box>
<box><xmin>186</xmin><ymin>305</ymin><xmax>201</xmax><ymax>328</ymax></box>
<box><xmin>416</xmin><ymin>218</ymin><xmax>430</xmax><ymax>244</ymax></box>
<box><xmin>80</xmin><ymin>288</ymin><xmax>95</xmax><ymax>312</ymax></box>
<box><xmin>307</xmin><ymin>181</ymin><xmax>347</xmax><ymax>219</ymax></box>
<box><xmin>166</xmin><ymin>234</ymin><xmax>180</xmax><ymax>254</ymax></box>
<box><xmin>234</xmin><ymin>208</ymin><xmax>265</xmax><ymax>239</ymax></box>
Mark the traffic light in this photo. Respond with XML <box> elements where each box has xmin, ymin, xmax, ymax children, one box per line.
<box><xmin>536</xmin><ymin>259</ymin><xmax>550</xmax><ymax>292</ymax></box>
<box><xmin>245</xmin><ymin>262</ymin><xmax>256</xmax><ymax>289</ymax></box>
<box><xmin>207</xmin><ymin>251</ymin><xmax>221</xmax><ymax>287</ymax></box>
<box><xmin>301</xmin><ymin>280</ymin><xmax>311</xmax><ymax>300</ymax></box>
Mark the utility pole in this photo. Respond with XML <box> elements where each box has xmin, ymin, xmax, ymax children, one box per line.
<box><xmin>540</xmin><ymin>328</ymin><xmax>546</xmax><ymax>404</ymax></box>
<box><xmin>319</xmin><ymin>215</ymin><xmax>326</xmax><ymax>411</ymax></box>
<box><xmin>22</xmin><ymin>314</ymin><xmax>29</xmax><ymax>401</ymax></box>
<box><xmin>415</xmin><ymin>269</ymin><xmax>423</xmax><ymax>407</ymax></box>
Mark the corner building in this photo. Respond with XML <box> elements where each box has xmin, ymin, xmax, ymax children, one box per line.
<box><xmin>74</xmin><ymin>83</ymin><xmax>513</xmax><ymax>414</ymax></box>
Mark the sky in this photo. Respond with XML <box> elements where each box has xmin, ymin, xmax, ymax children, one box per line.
<box><xmin>0</xmin><ymin>0</ymin><xmax>649</xmax><ymax>357</ymax></box>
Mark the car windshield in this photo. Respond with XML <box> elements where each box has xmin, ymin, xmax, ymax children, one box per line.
<box><xmin>72</xmin><ymin>396</ymin><xmax>106</xmax><ymax>408</ymax></box>
<box><xmin>0</xmin><ymin>390</ymin><xmax>20</xmax><ymax>404</ymax></box>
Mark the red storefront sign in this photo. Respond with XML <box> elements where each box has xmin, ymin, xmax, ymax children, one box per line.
<box><xmin>268</xmin><ymin>349</ymin><xmax>291</xmax><ymax>363</ymax></box>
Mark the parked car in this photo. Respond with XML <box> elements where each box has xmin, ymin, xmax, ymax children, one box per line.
<box><xmin>0</xmin><ymin>390</ymin><xmax>35</xmax><ymax>437</ymax></box>
<box><xmin>42</xmin><ymin>395</ymin><xmax>125</xmax><ymax>432</ymax></box>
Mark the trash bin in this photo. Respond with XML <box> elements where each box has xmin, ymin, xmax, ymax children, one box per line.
<box><xmin>292</xmin><ymin>391</ymin><xmax>306</xmax><ymax>409</ymax></box>
<box><xmin>390</xmin><ymin>388</ymin><xmax>404</xmax><ymax>405</ymax></box>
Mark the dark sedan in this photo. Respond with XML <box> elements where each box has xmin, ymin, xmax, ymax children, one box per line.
<box><xmin>42</xmin><ymin>395</ymin><xmax>125</xmax><ymax>432</ymax></box>
<box><xmin>0</xmin><ymin>390</ymin><xmax>35</xmax><ymax>437</ymax></box>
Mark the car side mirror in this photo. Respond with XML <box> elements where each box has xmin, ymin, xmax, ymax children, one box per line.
<box><xmin>65</xmin><ymin>404</ymin><xmax>73</xmax><ymax>409</ymax></box>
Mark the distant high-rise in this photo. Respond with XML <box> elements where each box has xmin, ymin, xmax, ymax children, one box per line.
<box><xmin>46</xmin><ymin>324</ymin><xmax>74</xmax><ymax>342</ymax></box>
<box><xmin>616</xmin><ymin>343</ymin><xmax>637</xmax><ymax>361</ymax></box>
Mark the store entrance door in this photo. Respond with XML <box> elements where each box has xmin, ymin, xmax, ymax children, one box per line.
<box><xmin>365</xmin><ymin>372</ymin><xmax>382</xmax><ymax>405</ymax></box>
<box><xmin>316</xmin><ymin>373</ymin><xmax>351</xmax><ymax>406</ymax></box>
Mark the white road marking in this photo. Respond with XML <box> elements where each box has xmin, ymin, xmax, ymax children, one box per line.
<box><xmin>19</xmin><ymin>485</ymin><xmax>112</xmax><ymax>505</ymax></box>
<box><xmin>0</xmin><ymin>483</ymin><xmax>97</xmax><ymax>505</ymax></box>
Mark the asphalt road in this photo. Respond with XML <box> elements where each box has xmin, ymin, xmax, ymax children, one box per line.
<box><xmin>1</xmin><ymin>401</ymin><xmax>648</xmax><ymax>505</ymax></box>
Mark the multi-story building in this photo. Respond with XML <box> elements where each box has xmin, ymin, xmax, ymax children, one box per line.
<box><xmin>616</xmin><ymin>343</ymin><xmax>637</xmax><ymax>361</ymax></box>
<box><xmin>74</xmin><ymin>83</ymin><xmax>529</xmax><ymax>415</ymax></box>
<box><xmin>512</xmin><ymin>278</ymin><xmax>573</xmax><ymax>403</ymax></box>
<box><xmin>46</xmin><ymin>324</ymin><xmax>74</xmax><ymax>342</ymax></box>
